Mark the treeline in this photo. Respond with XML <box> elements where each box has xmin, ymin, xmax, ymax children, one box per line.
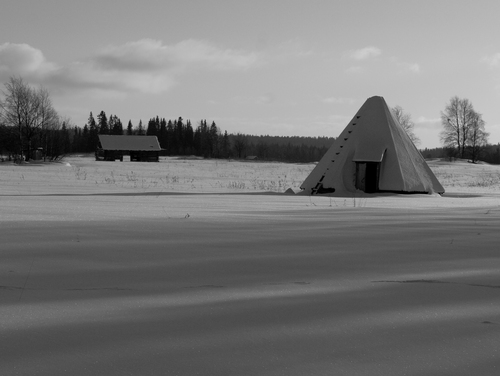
<box><xmin>421</xmin><ymin>144</ymin><xmax>500</xmax><ymax>164</ymax></box>
<box><xmin>241</xmin><ymin>135</ymin><xmax>334</xmax><ymax>163</ymax></box>
<box><xmin>3</xmin><ymin>109</ymin><xmax>333</xmax><ymax>163</ymax></box>
<box><xmin>75</xmin><ymin>112</ymin><xmax>232</xmax><ymax>158</ymax></box>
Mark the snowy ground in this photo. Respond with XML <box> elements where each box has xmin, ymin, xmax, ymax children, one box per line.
<box><xmin>1</xmin><ymin>156</ymin><xmax>500</xmax><ymax>375</ymax></box>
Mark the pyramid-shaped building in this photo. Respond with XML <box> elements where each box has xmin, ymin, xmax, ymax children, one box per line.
<box><xmin>300</xmin><ymin>96</ymin><xmax>444</xmax><ymax>195</ymax></box>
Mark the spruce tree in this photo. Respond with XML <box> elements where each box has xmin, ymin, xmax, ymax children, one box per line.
<box><xmin>87</xmin><ymin>112</ymin><xmax>99</xmax><ymax>152</ymax></box>
<box><xmin>185</xmin><ymin>120</ymin><xmax>194</xmax><ymax>153</ymax></box>
<box><xmin>81</xmin><ymin>124</ymin><xmax>89</xmax><ymax>152</ymax></box>
<box><xmin>175</xmin><ymin>117</ymin><xmax>184</xmax><ymax>154</ymax></box>
<box><xmin>137</xmin><ymin>120</ymin><xmax>144</xmax><ymax>135</ymax></box>
<box><xmin>126</xmin><ymin>120</ymin><xmax>133</xmax><ymax>135</ymax></box>
<box><xmin>110</xmin><ymin>115</ymin><xmax>123</xmax><ymax>135</ymax></box>
<box><xmin>159</xmin><ymin>118</ymin><xmax>167</xmax><ymax>148</ymax></box>
<box><xmin>61</xmin><ymin>122</ymin><xmax>71</xmax><ymax>155</ymax></box>
<box><xmin>97</xmin><ymin>111</ymin><xmax>109</xmax><ymax>135</ymax></box>
<box><xmin>221</xmin><ymin>130</ymin><xmax>230</xmax><ymax>158</ymax></box>
<box><xmin>166</xmin><ymin>120</ymin><xmax>174</xmax><ymax>154</ymax></box>
<box><xmin>146</xmin><ymin>117</ymin><xmax>158</xmax><ymax>136</ymax></box>
<box><xmin>210</xmin><ymin>121</ymin><xmax>219</xmax><ymax>158</ymax></box>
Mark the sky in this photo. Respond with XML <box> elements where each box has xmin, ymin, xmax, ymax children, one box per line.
<box><xmin>1</xmin><ymin>0</ymin><xmax>500</xmax><ymax>149</ymax></box>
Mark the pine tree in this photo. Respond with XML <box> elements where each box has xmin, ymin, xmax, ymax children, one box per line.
<box><xmin>166</xmin><ymin>120</ymin><xmax>174</xmax><ymax>154</ymax></box>
<box><xmin>221</xmin><ymin>130</ymin><xmax>230</xmax><ymax>158</ymax></box>
<box><xmin>87</xmin><ymin>112</ymin><xmax>99</xmax><ymax>152</ymax></box>
<box><xmin>61</xmin><ymin>122</ymin><xmax>71</xmax><ymax>155</ymax></box>
<box><xmin>97</xmin><ymin>111</ymin><xmax>109</xmax><ymax>135</ymax></box>
<box><xmin>185</xmin><ymin>120</ymin><xmax>194</xmax><ymax>153</ymax></box>
<box><xmin>81</xmin><ymin>124</ymin><xmax>89</xmax><ymax>152</ymax></box>
<box><xmin>126</xmin><ymin>120</ymin><xmax>133</xmax><ymax>135</ymax></box>
<box><xmin>175</xmin><ymin>117</ymin><xmax>184</xmax><ymax>154</ymax></box>
<box><xmin>110</xmin><ymin>115</ymin><xmax>123</xmax><ymax>135</ymax></box>
<box><xmin>159</xmin><ymin>118</ymin><xmax>167</xmax><ymax>149</ymax></box>
<box><xmin>137</xmin><ymin>120</ymin><xmax>144</xmax><ymax>135</ymax></box>
<box><xmin>210</xmin><ymin>121</ymin><xmax>219</xmax><ymax>158</ymax></box>
<box><xmin>194</xmin><ymin>120</ymin><xmax>209</xmax><ymax>157</ymax></box>
<box><xmin>146</xmin><ymin>117</ymin><xmax>158</xmax><ymax>136</ymax></box>
<box><xmin>70</xmin><ymin>126</ymin><xmax>81</xmax><ymax>153</ymax></box>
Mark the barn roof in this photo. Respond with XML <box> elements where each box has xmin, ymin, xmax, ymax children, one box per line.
<box><xmin>98</xmin><ymin>135</ymin><xmax>162</xmax><ymax>151</ymax></box>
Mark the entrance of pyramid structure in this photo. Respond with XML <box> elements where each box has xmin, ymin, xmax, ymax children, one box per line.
<box><xmin>355</xmin><ymin>161</ymin><xmax>381</xmax><ymax>193</ymax></box>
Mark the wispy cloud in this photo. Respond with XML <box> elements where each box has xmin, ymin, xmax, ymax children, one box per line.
<box><xmin>345</xmin><ymin>46</ymin><xmax>382</xmax><ymax>61</ymax></box>
<box><xmin>390</xmin><ymin>59</ymin><xmax>421</xmax><ymax>74</ymax></box>
<box><xmin>407</xmin><ymin>63</ymin><xmax>420</xmax><ymax>73</ymax></box>
<box><xmin>481</xmin><ymin>53</ymin><xmax>500</xmax><ymax>68</ymax></box>
<box><xmin>257</xmin><ymin>93</ymin><xmax>275</xmax><ymax>105</ymax></box>
<box><xmin>94</xmin><ymin>39</ymin><xmax>260</xmax><ymax>71</ymax></box>
<box><xmin>415</xmin><ymin>116</ymin><xmax>441</xmax><ymax>129</ymax></box>
<box><xmin>341</xmin><ymin>46</ymin><xmax>420</xmax><ymax>75</ymax></box>
<box><xmin>322</xmin><ymin>97</ymin><xmax>356</xmax><ymax>105</ymax></box>
<box><xmin>342</xmin><ymin>46</ymin><xmax>380</xmax><ymax>74</ymax></box>
<box><xmin>0</xmin><ymin>40</ymin><xmax>261</xmax><ymax>95</ymax></box>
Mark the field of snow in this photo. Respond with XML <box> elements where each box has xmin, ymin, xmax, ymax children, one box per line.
<box><xmin>1</xmin><ymin>155</ymin><xmax>500</xmax><ymax>375</ymax></box>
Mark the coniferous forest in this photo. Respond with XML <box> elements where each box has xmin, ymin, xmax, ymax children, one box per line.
<box><xmin>1</xmin><ymin>110</ymin><xmax>334</xmax><ymax>163</ymax></box>
<box><xmin>2</xmin><ymin>104</ymin><xmax>499</xmax><ymax>164</ymax></box>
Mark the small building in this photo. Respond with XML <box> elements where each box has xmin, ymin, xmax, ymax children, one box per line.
<box><xmin>300</xmin><ymin>96</ymin><xmax>444</xmax><ymax>195</ymax></box>
<box><xmin>32</xmin><ymin>148</ymin><xmax>43</xmax><ymax>161</ymax></box>
<box><xmin>96</xmin><ymin>135</ymin><xmax>162</xmax><ymax>162</ymax></box>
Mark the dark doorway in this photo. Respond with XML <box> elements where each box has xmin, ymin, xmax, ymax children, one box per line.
<box><xmin>355</xmin><ymin>162</ymin><xmax>380</xmax><ymax>193</ymax></box>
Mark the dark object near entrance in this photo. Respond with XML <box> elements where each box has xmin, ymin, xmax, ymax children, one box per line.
<box><xmin>355</xmin><ymin>162</ymin><xmax>380</xmax><ymax>193</ymax></box>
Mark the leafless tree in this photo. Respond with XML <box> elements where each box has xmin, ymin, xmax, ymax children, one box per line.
<box><xmin>232</xmin><ymin>133</ymin><xmax>248</xmax><ymax>159</ymax></box>
<box><xmin>468</xmin><ymin>112</ymin><xmax>489</xmax><ymax>163</ymax></box>
<box><xmin>392</xmin><ymin>105</ymin><xmax>420</xmax><ymax>146</ymax></box>
<box><xmin>0</xmin><ymin>76</ymin><xmax>59</xmax><ymax>161</ymax></box>
<box><xmin>440</xmin><ymin>96</ymin><xmax>478</xmax><ymax>159</ymax></box>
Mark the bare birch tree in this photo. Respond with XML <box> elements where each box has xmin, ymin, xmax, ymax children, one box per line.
<box><xmin>0</xmin><ymin>76</ymin><xmax>58</xmax><ymax>161</ymax></box>
<box><xmin>440</xmin><ymin>96</ymin><xmax>477</xmax><ymax>159</ymax></box>
<box><xmin>468</xmin><ymin>112</ymin><xmax>489</xmax><ymax>163</ymax></box>
<box><xmin>392</xmin><ymin>105</ymin><xmax>420</xmax><ymax>146</ymax></box>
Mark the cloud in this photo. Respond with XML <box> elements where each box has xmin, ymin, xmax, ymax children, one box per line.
<box><xmin>341</xmin><ymin>47</ymin><xmax>420</xmax><ymax>75</ymax></box>
<box><xmin>257</xmin><ymin>93</ymin><xmax>275</xmax><ymax>105</ymax></box>
<box><xmin>415</xmin><ymin>116</ymin><xmax>441</xmax><ymax>129</ymax></box>
<box><xmin>0</xmin><ymin>40</ymin><xmax>261</xmax><ymax>95</ymax></box>
<box><xmin>407</xmin><ymin>63</ymin><xmax>420</xmax><ymax>73</ymax></box>
<box><xmin>481</xmin><ymin>53</ymin><xmax>500</xmax><ymax>68</ymax></box>
<box><xmin>94</xmin><ymin>39</ymin><xmax>260</xmax><ymax>72</ymax></box>
<box><xmin>0</xmin><ymin>42</ymin><xmax>57</xmax><ymax>77</ymax></box>
<box><xmin>73</xmin><ymin>39</ymin><xmax>260</xmax><ymax>94</ymax></box>
<box><xmin>346</xmin><ymin>46</ymin><xmax>382</xmax><ymax>61</ymax></box>
<box><xmin>392</xmin><ymin>60</ymin><xmax>420</xmax><ymax>74</ymax></box>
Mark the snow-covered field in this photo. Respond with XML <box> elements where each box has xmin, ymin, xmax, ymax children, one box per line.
<box><xmin>1</xmin><ymin>156</ymin><xmax>500</xmax><ymax>375</ymax></box>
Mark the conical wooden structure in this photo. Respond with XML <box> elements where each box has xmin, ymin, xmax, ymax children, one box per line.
<box><xmin>301</xmin><ymin>96</ymin><xmax>444</xmax><ymax>195</ymax></box>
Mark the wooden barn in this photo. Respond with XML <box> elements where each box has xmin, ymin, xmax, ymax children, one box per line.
<box><xmin>96</xmin><ymin>135</ymin><xmax>162</xmax><ymax>162</ymax></box>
